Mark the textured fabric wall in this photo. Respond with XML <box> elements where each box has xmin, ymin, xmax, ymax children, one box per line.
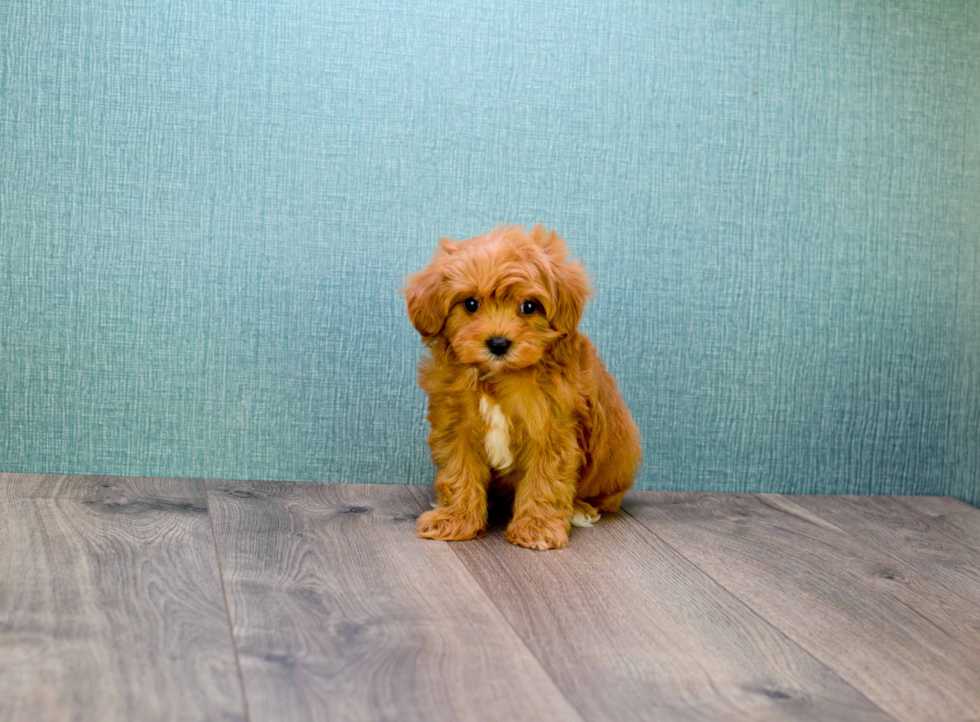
<box><xmin>1</xmin><ymin>2</ymin><xmax>978</xmax><ymax>503</ymax></box>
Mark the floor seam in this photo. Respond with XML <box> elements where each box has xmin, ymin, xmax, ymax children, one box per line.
<box><xmin>894</xmin><ymin>495</ymin><xmax>980</xmax><ymax>552</ymax></box>
<box><xmin>203</xmin><ymin>479</ymin><xmax>252</xmax><ymax>722</ymax></box>
<box><xmin>620</xmin><ymin>503</ymin><xmax>901</xmax><ymax>722</ymax></box>
<box><xmin>404</xmin><ymin>485</ymin><xmax>591</xmax><ymax>722</ymax></box>
<box><xmin>763</xmin><ymin>493</ymin><xmax>980</xmax><ymax>621</ymax></box>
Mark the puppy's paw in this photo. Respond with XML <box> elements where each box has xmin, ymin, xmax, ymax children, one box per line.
<box><xmin>505</xmin><ymin>516</ymin><xmax>569</xmax><ymax>551</ymax></box>
<box><xmin>416</xmin><ymin>507</ymin><xmax>484</xmax><ymax>541</ymax></box>
<box><xmin>571</xmin><ymin>500</ymin><xmax>601</xmax><ymax>528</ymax></box>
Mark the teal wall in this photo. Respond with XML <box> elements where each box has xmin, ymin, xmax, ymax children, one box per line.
<box><xmin>2</xmin><ymin>2</ymin><xmax>978</xmax><ymax>503</ymax></box>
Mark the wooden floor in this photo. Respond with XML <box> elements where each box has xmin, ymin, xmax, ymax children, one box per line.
<box><xmin>2</xmin><ymin>475</ymin><xmax>980</xmax><ymax>722</ymax></box>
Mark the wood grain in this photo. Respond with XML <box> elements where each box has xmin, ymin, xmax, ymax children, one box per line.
<box><xmin>411</xmin><ymin>486</ymin><xmax>893</xmax><ymax>722</ymax></box>
<box><xmin>623</xmin><ymin>491</ymin><xmax>980</xmax><ymax>722</ymax></box>
<box><xmin>901</xmin><ymin>496</ymin><xmax>980</xmax><ymax>553</ymax></box>
<box><xmin>206</xmin><ymin>480</ymin><xmax>581</xmax><ymax>722</ymax></box>
<box><xmin>786</xmin><ymin>494</ymin><xmax>980</xmax><ymax>607</ymax></box>
<box><xmin>0</xmin><ymin>473</ymin><xmax>246</xmax><ymax>722</ymax></box>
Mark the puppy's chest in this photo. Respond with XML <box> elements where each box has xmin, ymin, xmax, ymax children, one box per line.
<box><xmin>478</xmin><ymin>395</ymin><xmax>513</xmax><ymax>470</ymax></box>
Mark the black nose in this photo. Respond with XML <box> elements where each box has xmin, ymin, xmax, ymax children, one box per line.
<box><xmin>486</xmin><ymin>336</ymin><xmax>511</xmax><ymax>356</ymax></box>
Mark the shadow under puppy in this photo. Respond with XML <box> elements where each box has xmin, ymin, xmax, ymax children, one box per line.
<box><xmin>403</xmin><ymin>226</ymin><xmax>641</xmax><ymax>550</ymax></box>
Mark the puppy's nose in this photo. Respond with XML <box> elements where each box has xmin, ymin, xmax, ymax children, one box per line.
<box><xmin>486</xmin><ymin>336</ymin><xmax>512</xmax><ymax>356</ymax></box>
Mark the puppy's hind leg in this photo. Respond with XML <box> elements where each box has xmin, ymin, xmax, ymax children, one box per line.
<box><xmin>591</xmin><ymin>490</ymin><xmax>627</xmax><ymax>514</ymax></box>
<box><xmin>578</xmin><ymin>440</ymin><xmax>639</xmax><ymax>515</ymax></box>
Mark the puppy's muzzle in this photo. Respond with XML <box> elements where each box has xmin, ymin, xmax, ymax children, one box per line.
<box><xmin>486</xmin><ymin>336</ymin><xmax>512</xmax><ymax>356</ymax></box>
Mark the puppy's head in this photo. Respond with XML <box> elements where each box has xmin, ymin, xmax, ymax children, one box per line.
<box><xmin>403</xmin><ymin>225</ymin><xmax>590</xmax><ymax>372</ymax></box>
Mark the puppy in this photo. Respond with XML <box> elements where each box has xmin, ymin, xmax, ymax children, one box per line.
<box><xmin>403</xmin><ymin>225</ymin><xmax>641</xmax><ymax>550</ymax></box>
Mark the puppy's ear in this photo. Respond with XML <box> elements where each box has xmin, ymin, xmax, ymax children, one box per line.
<box><xmin>403</xmin><ymin>246</ymin><xmax>453</xmax><ymax>337</ymax></box>
<box><xmin>531</xmin><ymin>226</ymin><xmax>592</xmax><ymax>336</ymax></box>
<box><xmin>438</xmin><ymin>238</ymin><xmax>460</xmax><ymax>254</ymax></box>
<box><xmin>550</xmin><ymin>258</ymin><xmax>591</xmax><ymax>336</ymax></box>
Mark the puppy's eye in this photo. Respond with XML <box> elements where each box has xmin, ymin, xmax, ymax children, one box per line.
<box><xmin>463</xmin><ymin>297</ymin><xmax>480</xmax><ymax>313</ymax></box>
<box><xmin>520</xmin><ymin>300</ymin><xmax>538</xmax><ymax>315</ymax></box>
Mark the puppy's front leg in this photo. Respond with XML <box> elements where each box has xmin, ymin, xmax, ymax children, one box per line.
<box><xmin>416</xmin><ymin>447</ymin><xmax>490</xmax><ymax>542</ymax></box>
<box><xmin>506</xmin><ymin>432</ymin><xmax>579</xmax><ymax>551</ymax></box>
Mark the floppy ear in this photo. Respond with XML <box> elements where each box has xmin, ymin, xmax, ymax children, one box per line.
<box><xmin>550</xmin><ymin>258</ymin><xmax>591</xmax><ymax>336</ymax></box>
<box><xmin>530</xmin><ymin>226</ymin><xmax>592</xmax><ymax>336</ymax></box>
<box><xmin>403</xmin><ymin>247</ymin><xmax>453</xmax><ymax>337</ymax></box>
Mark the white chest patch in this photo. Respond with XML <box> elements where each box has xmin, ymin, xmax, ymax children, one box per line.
<box><xmin>479</xmin><ymin>395</ymin><xmax>513</xmax><ymax>470</ymax></box>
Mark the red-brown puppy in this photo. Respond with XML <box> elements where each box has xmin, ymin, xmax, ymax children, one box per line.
<box><xmin>403</xmin><ymin>225</ymin><xmax>641</xmax><ymax>550</ymax></box>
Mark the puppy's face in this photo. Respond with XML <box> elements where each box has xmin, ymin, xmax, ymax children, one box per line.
<box><xmin>443</xmin><ymin>284</ymin><xmax>553</xmax><ymax>372</ymax></box>
<box><xmin>404</xmin><ymin>226</ymin><xmax>591</xmax><ymax>372</ymax></box>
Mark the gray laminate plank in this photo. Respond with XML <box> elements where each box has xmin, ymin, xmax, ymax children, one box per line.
<box><xmin>784</xmin><ymin>494</ymin><xmax>980</xmax><ymax>607</ymax></box>
<box><xmin>0</xmin><ymin>473</ymin><xmax>247</xmax><ymax>722</ymax></box>
<box><xmin>408</xmin><ymin>486</ymin><xmax>893</xmax><ymax>722</ymax></box>
<box><xmin>206</xmin><ymin>479</ymin><xmax>581</xmax><ymax>722</ymax></box>
<box><xmin>623</xmin><ymin>492</ymin><xmax>980</xmax><ymax>722</ymax></box>
<box><xmin>901</xmin><ymin>496</ymin><xmax>980</xmax><ymax>553</ymax></box>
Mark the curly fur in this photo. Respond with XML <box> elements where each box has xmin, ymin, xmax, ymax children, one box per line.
<box><xmin>403</xmin><ymin>225</ymin><xmax>641</xmax><ymax>550</ymax></box>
